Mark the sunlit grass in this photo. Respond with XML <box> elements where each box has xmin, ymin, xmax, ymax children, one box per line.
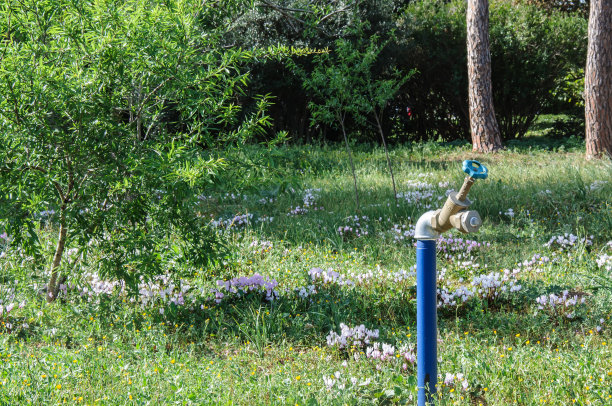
<box><xmin>1</xmin><ymin>142</ymin><xmax>611</xmax><ymax>405</ymax></box>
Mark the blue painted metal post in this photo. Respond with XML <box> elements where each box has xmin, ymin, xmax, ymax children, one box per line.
<box><xmin>414</xmin><ymin>160</ymin><xmax>487</xmax><ymax>404</ymax></box>
<box><xmin>417</xmin><ymin>239</ymin><xmax>437</xmax><ymax>405</ymax></box>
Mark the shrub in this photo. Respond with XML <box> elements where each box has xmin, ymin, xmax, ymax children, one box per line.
<box><xmin>0</xmin><ymin>0</ymin><xmax>276</xmax><ymax>298</ymax></box>
<box><xmin>394</xmin><ymin>0</ymin><xmax>587</xmax><ymax>141</ymax></box>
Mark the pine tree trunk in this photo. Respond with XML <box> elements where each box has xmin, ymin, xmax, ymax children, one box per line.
<box><xmin>47</xmin><ymin>207</ymin><xmax>67</xmax><ymax>302</ymax></box>
<box><xmin>339</xmin><ymin>117</ymin><xmax>360</xmax><ymax>211</ymax></box>
<box><xmin>585</xmin><ymin>0</ymin><xmax>612</xmax><ymax>159</ymax></box>
<box><xmin>467</xmin><ymin>0</ymin><xmax>503</xmax><ymax>153</ymax></box>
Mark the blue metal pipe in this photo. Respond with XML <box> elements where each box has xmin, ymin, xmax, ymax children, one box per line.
<box><xmin>417</xmin><ymin>239</ymin><xmax>437</xmax><ymax>405</ymax></box>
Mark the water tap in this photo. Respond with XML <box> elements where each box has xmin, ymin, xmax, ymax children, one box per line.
<box><xmin>430</xmin><ymin>160</ymin><xmax>487</xmax><ymax>234</ymax></box>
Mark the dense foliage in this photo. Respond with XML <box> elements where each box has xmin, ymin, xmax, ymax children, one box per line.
<box><xmin>0</xmin><ymin>0</ymin><xmax>284</xmax><ymax>293</ymax></box>
<box><xmin>0</xmin><ymin>0</ymin><xmax>592</xmax><ymax>296</ymax></box>
<box><xmin>231</xmin><ymin>0</ymin><xmax>588</xmax><ymax>142</ymax></box>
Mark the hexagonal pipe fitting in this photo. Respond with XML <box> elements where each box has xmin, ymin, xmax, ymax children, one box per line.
<box><xmin>449</xmin><ymin>210</ymin><xmax>482</xmax><ymax>234</ymax></box>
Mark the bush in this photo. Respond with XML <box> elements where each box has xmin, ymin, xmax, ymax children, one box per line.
<box><xmin>394</xmin><ymin>0</ymin><xmax>587</xmax><ymax>141</ymax></box>
<box><xmin>0</xmin><ymin>0</ymin><xmax>277</xmax><ymax>297</ymax></box>
<box><xmin>489</xmin><ymin>1</ymin><xmax>586</xmax><ymax>139</ymax></box>
<box><xmin>226</xmin><ymin>0</ymin><xmax>587</xmax><ymax>143</ymax></box>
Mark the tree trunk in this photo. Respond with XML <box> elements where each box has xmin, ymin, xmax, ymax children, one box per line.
<box><xmin>339</xmin><ymin>117</ymin><xmax>360</xmax><ymax>211</ymax></box>
<box><xmin>47</xmin><ymin>207</ymin><xmax>67</xmax><ymax>302</ymax></box>
<box><xmin>585</xmin><ymin>0</ymin><xmax>612</xmax><ymax>159</ymax></box>
<box><xmin>467</xmin><ymin>0</ymin><xmax>503</xmax><ymax>152</ymax></box>
<box><xmin>373</xmin><ymin>111</ymin><xmax>398</xmax><ymax>205</ymax></box>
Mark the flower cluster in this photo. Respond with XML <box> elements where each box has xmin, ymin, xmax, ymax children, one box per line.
<box><xmin>326</xmin><ymin>324</ymin><xmax>417</xmax><ymax>374</ymax></box>
<box><xmin>302</xmin><ymin>188</ymin><xmax>321</xmax><ymax>208</ymax></box>
<box><xmin>309</xmin><ymin>267</ymin><xmax>355</xmax><ymax>287</ymax></box>
<box><xmin>389</xmin><ymin>223</ymin><xmax>415</xmax><ymax>242</ymax></box>
<box><xmin>322</xmin><ymin>371</ymin><xmax>371</xmax><ymax>390</ymax></box>
<box><xmin>544</xmin><ymin>234</ymin><xmax>593</xmax><ymax>251</ymax></box>
<box><xmin>295</xmin><ymin>285</ymin><xmax>317</xmax><ymax>299</ymax></box>
<box><xmin>365</xmin><ymin>343</ymin><xmax>417</xmax><ymax>367</ymax></box>
<box><xmin>396</xmin><ymin>178</ymin><xmax>450</xmax><ymax>208</ymax></box>
<box><xmin>287</xmin><ymin>206</ymin><xmax>309</xmax><ymax>216</ymax></box>
<box><xmin>438</xmin><ymin>285</ymin><xmax>474</xmax><ymax>308</ymax></box>
<box><xmin>348</xmin><ymin>266</ymin><xmax>415</xmax><ymax>286</ymax></box>
<box><xmin>471</xmin><ymin>271</ymin><xmax>522</xmax><ymax>299</ymax></box>
<box><xmin>137</xmin><ymin>275</ymin><xmax>190</xmax><ymax>307</ymax></box>
<box><xmin>287</xmin><ymin>188</ymin><xmax>323</xmax><ymax>216</ymax></box>
<box><xmin>514</xmin><ymin>253</ymin><xmax>552</xmax><ymax>274</ymax></box>
<box><xmin>337</xmin><ymin>216</ymin><xmax>370</xmax><ymax>239</ymax></box>
<box><xmin>365</xmin><ymin>342</ymin><xmax>396</xmax><ymax>361</ymax></box>
<box><xmin>249</xmin><ymin>239</ymin><xmax>273</xmax><ymax>254</ymax></box>
<box><xmin>211</xmin><ymin>213</ymin><xmax>253</xmax><ymax>229</ymax></box>
<box><xmin>75</xmin><ymin>274</ymin><xmax>124</xmax><ymax>301</ymax></box>
<box><xmin>211</xmin><ymin>274</ymin><xmax>279</xmax><ymax>304</ymax></box>
<box><xmin>596</xmin><ymin>253</ymin><xmax>611</xmax><ymax>272</ymax></box>
<box><xmin>326</xmin><ymin>323</ymin><xmax>379</xmax><ymax>349</ymax></box>
<box><xmin>437</xmin><ymin>236</ymin><xmax>489</xmax><ymax>261</ymax></box>
<box><xmin>456</xmin><ymin>260</ymin><xmax>482</xmax><ymax>271</ymax></box>
<box><xmin>443</xmin><ymin>373</ymin><xmax>469</xmax><ymax>392</ymax></box>
<box><xmin>396</xmin><ymin>187</ymin><xmax>435</xmax><ymax>208</ymax></box>
<box><xmin>58</xmin><ymin>269</ymin><xmax>284</xmax><ymax>310</ymax></box>
<box><xmin>536</xmin><ymin>290</ymin><xmax>586</xmax><ymax>319</ymax></box>
<box><xmin>63</xmin><ymin>273</ymin><xmax>191</xmax><ymax>308</ymax></box>
<box><xmin>0</xmin><ymin>301</ymin><xmax>25</xmax><ymax>318</ymax></box>
<box><xmin>405</xmin><ymin>179</ymin><xmax>434</xmax><ymax>190</ymax></box>
<box><xmin>437</xmin><ymin>270</ymin><xmax>522</xmax><ymax>308</ymax></box>
<box><xmin>399</xmin><ymin>346</ymin><xmax>417</xmax><ymax>369</ymax></box>
<box><xmin>257</xmin><ymin>196</ymin><xmax>276</xmax><ymax>205</ymax></box>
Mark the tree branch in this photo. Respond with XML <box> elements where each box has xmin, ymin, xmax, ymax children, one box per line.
<box><xmin>319</xmin><ymin>1</ymin><xmax>356</xmax><ymax>24</ymax></box>
<box><xmin>257</xmin><ymin>0</ymin><xmax>356</xmax><ymax>36</ymax></box>
<box><xmin>135</xmin><ymin>76</ymin><xmax>174</xmax><ymax>120</ymax></box>
<box><xmin>20</xmin><ymin>165</ymin><xmax>66</xmax><ymax>202</ymax></box>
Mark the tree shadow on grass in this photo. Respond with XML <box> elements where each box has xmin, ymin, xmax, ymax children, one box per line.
<box><xmin>438</xmin><ymin>278</ymin><xmax>595</xmax><ymax>340</ymax></box>
<box><xmin>13</xmin><ymin>272</ymin><xmax>596</xmax><ymax>361</ymax></box>
<box><xmin>104</xmin><ymin>275</ymin><xmax>596</xmax><ymax>355</ymax></box>
<box><xmin>234</xmin><ymin>171</ymin><xmax>611</xmax><ymax>252</ymax></box>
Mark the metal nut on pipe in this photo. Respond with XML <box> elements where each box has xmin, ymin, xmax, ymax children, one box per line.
<box><xmin>449</xmin><ymin>210</ymin><xmax>482</xmax><ymax>234</ymax></box>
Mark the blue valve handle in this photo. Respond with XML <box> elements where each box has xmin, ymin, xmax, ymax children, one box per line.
<box><xmin>462</xmin><ymin>160</ymin><xmax>488</xmax><ymax>180</ymax></box>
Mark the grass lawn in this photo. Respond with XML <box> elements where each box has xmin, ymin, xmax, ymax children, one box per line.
<box><xmin>1</xmin><ymin>140</ymin><xmax>611</xmax><ymax>405</ymax></box>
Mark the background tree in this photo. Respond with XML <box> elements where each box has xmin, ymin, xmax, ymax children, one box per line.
<box><xmin>360</xmin><ymin>37</ymin><xmax>412</xmax><ymax>204</ymax></box>
<box><xmin>295</xmin><ymin>30</ymin><xmax>411</xmax><ymax>209</ymax></box>
<box><xmin>467</xmin><ymin>0</ymin><xmax>503</xmax><ymax>152</ymax></box>
<box><xmin>584</xmin><ymin>0</ymin><xmax>612</xmax><ymax>159</ymax></box>
<box><xmin>298</xmin><ymin>41</ymin><xmax>363</xmax><ymax>210</ymax></box>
